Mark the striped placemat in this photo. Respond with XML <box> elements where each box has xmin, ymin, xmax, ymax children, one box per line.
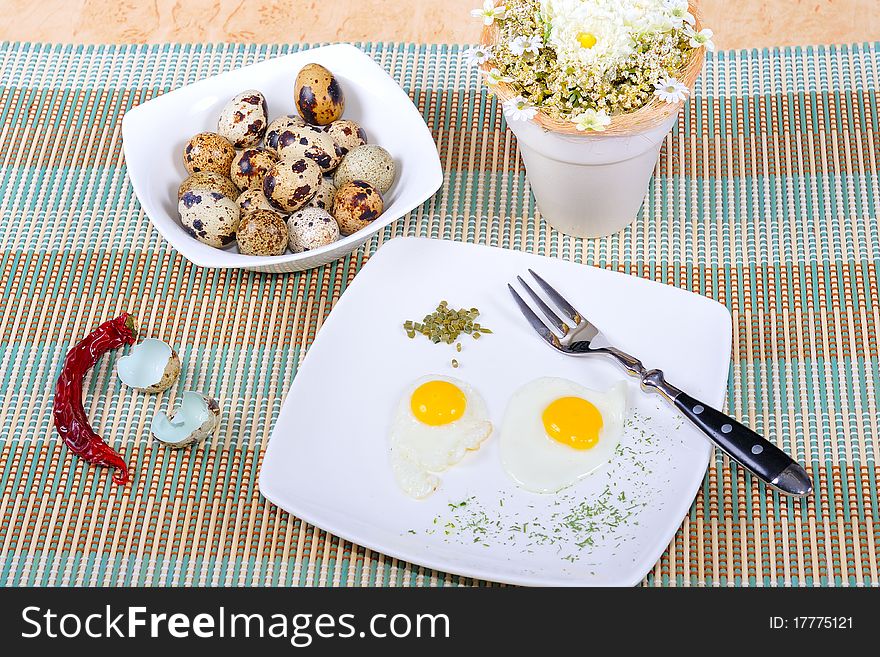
<box><xmin>0</xmin><ymin>41</ymin><xmax>877</xmax><ymax>587</ymax></box>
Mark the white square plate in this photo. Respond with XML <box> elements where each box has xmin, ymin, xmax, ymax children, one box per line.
<box><xmin>259</xmin><ymin>237</ymin><xmax>732</xmax><ymax>585</ymax></box>
<box><xmin>122</xmin><ymin>44</ymin><xmax>442</xmax><ymax>273</ymax></box>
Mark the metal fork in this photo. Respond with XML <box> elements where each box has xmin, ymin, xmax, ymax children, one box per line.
<box><xmin>508</xmin><ymin>269</ymin><xmax>812</xmax><ymax>497</ymax></box>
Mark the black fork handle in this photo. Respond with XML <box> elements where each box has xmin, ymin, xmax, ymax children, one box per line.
<box><xmin>640</xmin><ymin>370</ymin><xmax>812</xmax><ymax>496</ymax></box>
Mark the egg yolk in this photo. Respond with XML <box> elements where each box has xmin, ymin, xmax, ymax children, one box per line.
<box><xmin>577</xmin><ymin>32</ymin><xmax>597</xmax><ymax>49</ymax></box>
<box><xmin>411</xmin><ymin>380</ymin><xmax>467</xmax><ymax>426</ymax></box>
<box><xmin>542</xmin><ymin>396</ymin><xmax>603</xmax><ymax>449</ymax></box>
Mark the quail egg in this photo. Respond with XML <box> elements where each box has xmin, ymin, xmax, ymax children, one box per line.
<box><xmin>217</xmin><ymin>89</ymin><xmax>268</xmax><ymax>148</ymax></box>
<box><xmin>307</xmin><ymin>177</ymin><xmax>337</xmax><ymax>211</ymax></box>
<box><xmin>262</xmin><ymin>157</ymin><xmax>322</xmax><ymax>213</ymax></box>
<box><xmin>332</xmin><ymin>180</ymin><xmax>384</xmax><ymax>236</ymax></box>
<box><xmin>178</xmin><ymin>171</ymin><xmax>239</xmax><ymax>201</ymax></box>
<box><xmin>183</xmin><ymin>132</ymin><xmax>236</xmax><ymax>176</ymax></box>
<box><xmin>333</xmin><ymin>144</ymin><xmax>395</xmax><ymax>193</ymax></box>
<box><xmin>265</xmin><ymin>114</ymin><xmax>306</xmax><ymax>154</ymax></box>
<box><xmin>237</xmin><ymin>209</ymin><xmax>288</xmax><ymax>256</ymax></box>
<box><xmin>295</xmin><ymin>63</ymin><xmax>345</xmax><ymax>125</ymax></box>
<box><xmin>230</xmin><ymin>147</ymin><xmax>278</xmax><ymax>191</ymax></box>
<box><xmin>323</xmin><ymin>119</ymin><xmax>367</xmax><ymax>157</ymax></box>
<box><xmin>237</xmin><ymin>189</ymin><xmax>283</xmax><ymax>218</ymax></box>
<box><xmin>287</xmin><ymin>207</ymin><xmax>340</xmax><ymax>253</ymax></box>
<box><xmin>277</xmin><ymin>125</ymin><xmax>340</xmax><ymax>173</ymax></box>
<box><xmin>178</xmin><ymin>188</ymin><xmax>240</xmax><ymax>248</ymax></box>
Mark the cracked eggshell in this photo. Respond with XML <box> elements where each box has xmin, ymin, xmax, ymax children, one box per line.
<box><xmin>183</xmin><ymin>132</ymin><xmax>236</xmax><ymax>176</ymax></box>
<box><xmin>276</xmin><ymin>125</ymin><xmax>340</xmax><ymax>174</ymax></box>
<box><xmin>117</xmin><ymin>338</ymin><xmax>181</xmax><ymax>393</ymax></box>
<box><xmin>179</xmin><ymin>188</ymin><xmax>240</xmax><ymax>248</ymax></box>
<box><xmin>217</xmin><ymin>89</ymin><xmax>269</xmax><ymax>148</ymax></box>
<box><xmin>265</xmin><ymin>114</ymin><xmax>306</xmax><ymax>155</ymax></box>
<box><xmin>332</xmin><ymin>180</ymin><xmax>384</xmax><ymax>236</ymax></box>
<box><xmin>230</xmin><ymin>147</ymin><xmax>278</xmax><ymax>191</ymax></box>
<box><xmin>306</xmin><ymin>177</ymin><xmax>337</xmax><ymax>211</ymax></box>
<box><xmin>287</xmin><ymin>207</ymin><xmax>340</xmax><ymax>253</ymax></box>
<box><xmin>323</xmin><ymin>119</ymin><xmax>367</xmax><ymax>158</ymax></box>
<box><xmin>333</xmin><ymin>144</ymin><xmax>395</xmax><ymax>193</ymax></box>
<box><xmin>262</xmin><ymin>157</ymin><xmax>321</xmax><ymax>213</ymax></box>
<box><xmin>237</xmin><ymin>209</ymin><xmax>289</xmax><ymax>256</ymax></box>
<box><xmin>151</xmin><ymin>391</ymin><xmax>221</xmax><ymax>449</ymax></box>
<box><xmin>295</xmin><ymin>63</ymin><xmax>345</xmax><ymax>126</ymax></box>
<box><xmin>178</xmin><ymin>171</ymin><xmax>240</xmax><ymax>201</ymax></box>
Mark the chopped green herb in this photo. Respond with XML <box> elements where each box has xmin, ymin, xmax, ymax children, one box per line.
<box><xmin>402</xmin><ymin>302</ymin><xmax>492</xmax><ymax>344</ymax></box>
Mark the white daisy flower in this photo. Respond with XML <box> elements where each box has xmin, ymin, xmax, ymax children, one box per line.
<box><xmin>471</xmin><ymin>1</ymin><xmax>507</xmax><ymax>26</ymax></box>
<box><xmin>503</xmin><ymin>95</ymin><xmax>538</xmax><ymax>122</ymax></box>
<box><xmin>463</xmin><ymin>45</ymin><xmax>493</xmax><ymax>67</ymax></box>
<box><xmin>484</xmin><ymin>67</ymin><xmax>513</xmax><ymax>86</ymax></box>
<box><xmin>509</xmin><ymin>35</ymin><xmax>528</xmax><ymax>56</ymax></box>
<box><xmin>663</xmin><ymin>0</ymin><xmax>695</xmax><ymax>26</ymax></box>
<box><xmin>524</xmin><ymin>35</ymin><xmax>543</xmax><ymax>55</ymax></box>
<box><xmin>653</xmin><ymin>76</ymin><xmax>689</xmax><ymax>103</ymax></box>
<box><xmin>687</xmin><ymin>27</ymin><xmax>715</xmax><ymax>52</ymax></box>
<box><xmin>571</xmin><ymin>108</ymin><xmax>611</xmax><ymax>132</ymax></box>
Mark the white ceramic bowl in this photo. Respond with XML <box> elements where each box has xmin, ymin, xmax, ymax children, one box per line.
<box><xmin>122</xmin><ymin>44</ymin><xmax>442</xmax><ymax>273</ymax></box>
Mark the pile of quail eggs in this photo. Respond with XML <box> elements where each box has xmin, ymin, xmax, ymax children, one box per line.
<box><xmin>177</xmin><ymin>63</ymin><xmax>396</xmax><ymax>257</ymax></box>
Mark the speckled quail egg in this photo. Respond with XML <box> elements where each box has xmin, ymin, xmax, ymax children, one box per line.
<box><xmin>307</xmin><ymin>177</ymin><xmax>337</xmax><ymax>211</ymax></box>
<box><xmin>287</xmin><ymin>207</ymin><xmax>340</xmax><ymax>253</ymax></box>
<box><xmin>276</xmin><ymin>124</ymin><xmax>340</xmax><ymax>173</ymax></box>
<box><xmin>230</xmin><ymin>147</ymin><xmax>278</xmax><ymax>192</ymax></box>
<box><xmin>265</xmin><ymin>114</ymin><xmax>306</xmax><ymax>154</ymax></box>
<box><xmin>183</xmin><ymin>132</ymin><xmax>236</xmax><ymax>176</ymax></box>
<box><xmin>237</xmin><ymin>189</ymin><xmax>284</xmax><ymax>218</ymax></box>
<box><xmin>217</xmin><ymin>90</ymin><xmax>268</xmax><ymax>148</ymax></box>
<box><xmin>237</xmin><ymin>209</ymin><xmax>288</xmax><ymax>256</ymax></box>
<box><xmin>178</xmin><ymin>188</ymin><xmax>240</xmax><ymax>248</ymax></box>
<box><xmin>178</xmin><ymin>171</ymin><xmax>239</xmax><ymax>201</ymax></box>
<box><xmin>333</xmin><ymin>144</ymin><xmax>395</xmax><ymax>193</ymax></box>
<box><xmin>323</xmin><ymin>119</ymin><xmax>367</xmax><ymax>157</ymax></box>
<box><xmin>262</xmin><ymin>157</ymin><xmax>322</xmax><ymax>213</ymax></box>
<box><xmin>332</xmin><ymin>180</ymin><xmax>384</xmax><ymax>236</ymax></box>
<box><xmin>295</xmin><ymin>63</ymin><xmax>345</xmax><ymax>125</ymax></box>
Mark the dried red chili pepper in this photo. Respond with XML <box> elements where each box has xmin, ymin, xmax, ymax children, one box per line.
<box><xmin>53</xmin><ymin>312</ymin><xmax>137</xmax><ymax>485</ymax></box>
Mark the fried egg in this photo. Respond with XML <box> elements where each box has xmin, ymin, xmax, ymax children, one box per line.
<box><xmin>500</xmin><ymin>377</ymin><xmax>627</xmax><ymax>493</ymax></box>
<box><xmin>390</xmin><ymin>376</ymin><xmax>493</xmax><ymax>499</ymax></box>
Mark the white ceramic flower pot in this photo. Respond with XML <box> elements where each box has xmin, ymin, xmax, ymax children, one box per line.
<box><xmin>506</xmin><ymin>110</ymin><xmax>680</xmax><ymax>238</ymax></box>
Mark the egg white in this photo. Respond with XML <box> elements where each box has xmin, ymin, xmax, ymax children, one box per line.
<box><xmin>390</xmin><ymin>376</ymin><xmax>493</xmax><ymax>499</ymax></box>
<box><xmin>500</xmin><ymin>377</ymin><xmax>627</xmax><ymax>493</ymax></box>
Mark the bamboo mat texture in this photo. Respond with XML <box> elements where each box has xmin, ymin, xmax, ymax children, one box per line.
<box><xmin>0</xmin><ymin>41</ymin><xmax>877</xmax><ymax>587</ymax></box>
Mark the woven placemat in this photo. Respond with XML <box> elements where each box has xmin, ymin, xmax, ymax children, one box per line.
<box><xmin>0</xmin><ymin>41</ymin><xmax>877</xmax><ymax>587</ymax></box>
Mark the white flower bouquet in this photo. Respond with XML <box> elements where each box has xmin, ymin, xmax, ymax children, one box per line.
<box><xmin>469</xmin><ymin>0</ymin><xmax>711</xmax><ymax>135</ymax></box>
<box><xmin>464</xmin><ymin>0</ymin><xmax>712</xmax><ymax>237</ymax></box>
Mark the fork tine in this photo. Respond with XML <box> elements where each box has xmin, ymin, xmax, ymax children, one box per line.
<box><xmin>528</xmin><ymin>269</ymin><xmax>583</xmax><ymax>324</ymax></box>
<box><xmin>507</xmin><ymin>284</ymin><xmax>560</xmax><ymax>348</ymax></box>
<box><xmin>516</xmin><ymin>276</ymin><xmax>570</xmax><ymax>335</ymax></box>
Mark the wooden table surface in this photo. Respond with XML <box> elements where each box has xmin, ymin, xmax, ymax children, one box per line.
<box><xmin>0</xmin><ymin>0</ymin><xmax>877</xmax><ymax>49</ymax></box>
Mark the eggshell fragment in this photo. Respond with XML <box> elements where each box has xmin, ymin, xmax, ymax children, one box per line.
<box><xmin>151</xmin><ymin>391</ymin><xmax>220</xmax><ymax>449</ymax></box>
<box><xmin>117</xmin><ymin>338</ymin><xmax>181</xmax><ymax>394</ymax></box>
